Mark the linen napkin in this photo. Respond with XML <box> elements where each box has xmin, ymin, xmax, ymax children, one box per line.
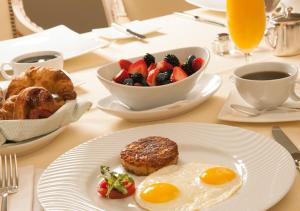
<box><xmin>92</xmin><ymin>20</ymin><xmax>161</xmax><ymax>40</ymax></box>
<box><xmin>0</xmin><ymin>100</ymin><xmax>92</xmax><ymax>145</ymax></box>
<box><xmin>2</xmin><ymin>166</ymin><xmax>44</xmax><ymax>211</ymax></box>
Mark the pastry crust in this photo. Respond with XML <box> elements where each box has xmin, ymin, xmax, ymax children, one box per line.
<box><xmin>120</xmin><ymin>136</ymin><xmax>179</xmax><ymax>176</ymax></box>
<box><xmin>0</xmin><ymin>87</ymin><xmax>64</xmax><ymax>120</ymax></box>
<box><xmin>6</xmin><ymin>66</ymin><xmax>76</xmax><ymax>100</ymax></box>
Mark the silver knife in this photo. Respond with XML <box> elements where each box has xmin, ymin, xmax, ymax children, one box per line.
<box><xmin>174</xmin><ymin>12</ymin><xmax>226</xmax><ymax>27</ymax></box>
<box><xmin>272</xmin><ymin>126</ymin><xmax>300</xmax><ymax>170</ymax></box>
<box><xmin>111</xmin><ymin>23</ymin><xmax>146</xmax><ymax>39</ymax></box>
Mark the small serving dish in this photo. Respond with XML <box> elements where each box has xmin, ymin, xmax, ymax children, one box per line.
<box><xmin>97</xmin><ymin>46</ymin><xmax>210</xmax><ymax>110</ymax></box>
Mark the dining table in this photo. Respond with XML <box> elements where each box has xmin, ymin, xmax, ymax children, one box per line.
<box><xmin>14</xmin><ymin>8</ymin><xmax>300</xmax><ymax>211</ymax></box>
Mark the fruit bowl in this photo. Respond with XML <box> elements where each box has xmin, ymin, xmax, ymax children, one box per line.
<box><xmin>97</xmin><ymin>46</ymin><xmax>210</xmax><ymax>110</ymax></box>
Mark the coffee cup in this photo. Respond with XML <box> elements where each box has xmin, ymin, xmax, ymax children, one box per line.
<box><xmin>233</xmin><ymin>62</ymin><xmax>300</xmax><ymax>109</ymax></box>
<box><xmin>0</xmin><ymin>51</ymin><xmax>63</xmax><ymax>80</ymax></box>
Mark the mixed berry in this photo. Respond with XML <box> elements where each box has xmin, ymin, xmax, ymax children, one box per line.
<box><xmin>113</xmin><ymin>53</ymin><xmax>205</xmax><ymax>86</ymax></box>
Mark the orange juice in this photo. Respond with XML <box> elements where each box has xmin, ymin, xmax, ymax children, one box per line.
<box><xmin>227</xmin><ymin>0</ymin><xmax>266</xmax><ymax>53</ymax></box>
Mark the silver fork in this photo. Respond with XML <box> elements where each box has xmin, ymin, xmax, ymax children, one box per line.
<box><xmin>0</xmin><ymin>154</ymin><xmax>18</xmax><ymax>211</ymax></box>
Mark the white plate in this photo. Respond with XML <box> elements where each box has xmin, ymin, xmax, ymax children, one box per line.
<box><xmin>97</xmin><ymin>74</ymin><xmax>221</xmax><ymax>122</ymax></box>
<box><xmin>186</xmin><ymin>0</ymin><xmax>226</xmax><ymax>12</ymax></box>
<box><xmin>38</xmin><ymin>123</ymin><xmax>295</xmax><ymax>211</ymax></box>
<box><xmin>218</xmin><ymin>88</ymin><xmax>300</xmax><ymax>123</ymax></box>
<box><xmin>0</xmin><ymin>127</ymin><xmax>65</xmax><ymax>156</ymax></box>
<box><xmin>0</xmin><ymin>25</ymin><xmax>105</xmax><ymax>64</ymax></box>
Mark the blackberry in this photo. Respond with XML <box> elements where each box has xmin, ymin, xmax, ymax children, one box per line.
<box><xmin>143</xmin><ymin>53</ymin><xmax>155</xmax><ymax>67</ymax></box>
<box><xmin>165</xmin><ymin>69</ymin><xmax>173</xmax><ymax>78</ymax></box>
<box><xmin>123</xmin><ymin>78</ymin><xmax>134</xmax><ymax>86</ymax></box>
<box><xmin>186</xmin><ymin>55</ymin><xmax>196</xmax><ymax>68</ymax></box>
<box><xmin>181</xmin><ymin>63</ymin><xmax>194</xmax><ymax>76</ymax></box>
<box><xmin>164</xmin><ymin>54</ymin><xmax>180</xmax><ymax>67</ymax></box>
<box><xmin>131</xmin><ymin>73</ymin><xmax>143</xmax><ymax>83</ymax></box>
<box><xmin>156</xmin><ymin>72</ymin><xmax>170</xmax><ymax>85</ymax></box>
<box><xmin>141</xmin><ymin>78</ymin><xmax>149</xmax><ymax>86</ymax></box>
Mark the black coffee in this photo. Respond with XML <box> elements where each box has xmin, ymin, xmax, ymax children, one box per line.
<box><xmin>241</xmin><ymin>71</ymin><xmax>290</xmax><ymax>80</ymax></box>
<box><xmin>17</xmin><ymin>55</ymin><xmax>57</xmax><ymax>63</ymax></box>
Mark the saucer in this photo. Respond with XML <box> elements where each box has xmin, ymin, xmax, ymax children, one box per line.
<box><xmin>97</xmin><ymin>74</ymin><xmax>221</xmax><ymax>122</ymax></box>
<box><xmin>218</xmin><ymin>88</ymin><xmax>300</xmax><ymax>123</ymax></box>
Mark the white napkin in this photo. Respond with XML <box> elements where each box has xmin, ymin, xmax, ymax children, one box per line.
<box><xmin>2</xmin><ymin>166</ymin><xmax>44</xmax><ymax>211</ymax></box>
<box><xmin>0</xmin><ymin>100</ymin><xmax>92</xmax><ymax>145</ymax></box>
<box><xmin>92</xmin><ymin>20</ymin><xmax>160</xmax><ymax>40</ymax></box>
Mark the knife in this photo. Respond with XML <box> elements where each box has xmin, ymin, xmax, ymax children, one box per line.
<box><xmin>174</xmin><ymin>12</ymin><xmax>226</xmax><ymax>28</ymax></box>
<box><xmin>272</xmin><ymin>126</ymin><xmax>300</xmax><ymax>170</ymax></box>
<box><xmin>111</xmin><ymin>23</ymin><xmax>146</xmax><ymax>40</ymax></box>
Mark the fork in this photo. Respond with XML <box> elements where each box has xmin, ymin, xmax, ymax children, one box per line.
<box><xmin>0</xmin><ymin>154</ymin><xmax>18</xmax><ymax>211</ymax></box>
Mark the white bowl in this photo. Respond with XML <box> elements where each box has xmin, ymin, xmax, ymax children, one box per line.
<box><xmin>97</xmin><ymin>46</ymin><xmax>210</xmax><ymax>110</ymax></box>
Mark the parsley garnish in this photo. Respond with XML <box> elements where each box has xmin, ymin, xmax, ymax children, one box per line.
<box><xmin>98</xmin><ymin>166</ymin><xmax>134</xmax><ymax>197</ymax></box>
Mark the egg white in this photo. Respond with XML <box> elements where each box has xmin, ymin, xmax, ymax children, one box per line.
<box><xmin>135</xmin><ymin>162</ymin><xmax>242</xmax><ymax>211</ymax></box>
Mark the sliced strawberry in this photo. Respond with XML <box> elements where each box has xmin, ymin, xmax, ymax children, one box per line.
<box><xmin>118</xmin><ymin>59</ymin><xmax>132</xmax><ymax>70</ymax></box>
<box><xmin>192</xmin><ymin>57</ymin><xmax>204</xmax><ymax>72</ymax></box>
<box><xmin>148</xmin><ymin>63</ymin><xmax>156</xmax><ymax>72</ymax></box>
<box><xmin>171</xmin><ymin>66</ymin><xmax>188</xmax><ymax>82</ymax></box>
<box><xmin>113</xmin><ymin>69</ymin><xmax>129</xmax><ymax>84</ymax></box>
<box><xmin>147</xmin><ymin>68</ymin><xmax>160</xmax><ymax>86</ymax></box>
<box><xmin>128</xmin><ymin>59</ymin><xmax>148</xmax><ymax>78</ymax></box>
<box><xmin>156</xmin><ymin>60</ymin><xmax>173</xmax><ymax>72</ymax></box>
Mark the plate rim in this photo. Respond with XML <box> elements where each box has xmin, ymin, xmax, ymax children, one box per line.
<box><xmin>37</xmin><ymin>122</ymin><xmax>296</xmax><ymax>211</ymax></box>
<box><xmin>0</xmin><ymin>25</ymin><xmax>104</xmax><ymax>63</ymax></box>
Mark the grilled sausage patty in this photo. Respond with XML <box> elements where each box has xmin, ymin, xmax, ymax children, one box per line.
<box><xmin>120</xmin><ymin>136</ymin><xmax>179</xmax><ymax>176</ymax></box>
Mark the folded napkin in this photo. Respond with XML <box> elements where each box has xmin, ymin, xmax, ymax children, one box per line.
<box><xmin>0</xmin><ymin>100</ymin><xmax>92</xmax><ymax>145</ymax></box>
<box><xmin>92</xmin><ymin>20</ymin><xmax>160</xmax><ymax>40</ymax></box>
<box><xmin>2</xmin><ymin>166</ymin><xmax>44</xmax><ymax>211</ymax></box>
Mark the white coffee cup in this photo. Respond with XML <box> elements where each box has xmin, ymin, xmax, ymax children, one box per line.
<box><xmin>0</xmin><ymin>51</ymin><xmax>63</xmax><ymax>80</ymax></box>
<box><xmin>233</xmin><ymin>62</ymin><xmax>300</xmax><ymax>109</ymax></box>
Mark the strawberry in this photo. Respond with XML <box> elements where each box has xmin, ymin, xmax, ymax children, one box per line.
<box><xmin>156</xmin><ymin>60</ymin><xmax>173</xmax><ymax>72</ymax></box>
<box><xmin>118</xmin><ymin>59</ymin><xmax>132</xmax><ymax>70</ymax></box>
<box><xmin>128</xmin><ymin>59</ymin><xmax>148</xmax><ymax>78</ymax></box>
<box><xmin>170</xmin><ymin>67</ymin><xmax>188</xmax><ymax>82</ymax></box>
<box><xmin>147</xmin><ymin>68</ymin><xmax>160</xmax><ymax>86</ymax></box>
<box><xmin>148</xmin><ymin>63</ymin><xmax>156</xmax><ymax>72</ymax></box>
<box><xmin>192</xmin><ymin>57</ymin><xmax>204</xmax><ymax>72</ymax></box>
<box><xmin>113</xmin><ymin>69</ymin><xmax>129</xmax><ymax>83</ymax></box>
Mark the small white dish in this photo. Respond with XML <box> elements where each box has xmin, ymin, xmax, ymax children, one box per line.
<box><xmin>0</xmin><ymin>127</ymin><xmax>65</xmax><ymax>156</ymax></box>
<box><xmin>38</xmin><ymin>122</ymin><xmax>295</xmax><ymax>211</ymax></box>
<box><xmin>218</xmin><ymin>88</ymin><xmax>300</xmax><ymax>123</ymax></box>
<box><xmin>186</xmin><ymin>0</ymin><xmax>226</xmax><ymax>12</ymax></box>
<box><xmin>97</xmin><ymin>74</ymin><xmax>221</xmax><ymax>122</ymax></box>
<box><xmin>0</xmin><ymin>25</ymin><xmax>106</xmax><ymax>63</ymax></box>
<box><xmin>92</xmin><ymin>20</ymin><xmax>161</xmax><ymax>40</ymax></box>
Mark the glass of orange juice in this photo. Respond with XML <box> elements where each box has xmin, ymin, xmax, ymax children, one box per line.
<box><xmin>227</xmin><ymin>0</ymin><xmax>266</xmax><ymax>60</ymax></box>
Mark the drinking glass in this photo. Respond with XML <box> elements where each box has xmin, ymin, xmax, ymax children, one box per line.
<box><xmin>227</xmin><ymin>0</ymin><xmax>266</xmax><ymax>61</ymax></box>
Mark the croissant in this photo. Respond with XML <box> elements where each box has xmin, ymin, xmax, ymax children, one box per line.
<box><xmin>13</xmin><ymin>87</ymin><xmax>64</xmax><ymax>119</ymax></box>
<box><xmin>6</xmin><ymin>66</ymin><xmax>77</xmax><ymax>100</ymax></box>
<box><xmin>0</xmin><ymin>87</ymin><xmax>64</xmax><ymax>120</ymax></box>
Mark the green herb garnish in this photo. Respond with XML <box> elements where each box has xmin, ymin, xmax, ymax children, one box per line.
<box><xmin>98</xmin><ymin>165</ymin><xmax>134</xmax><ymax>197</ymax></box>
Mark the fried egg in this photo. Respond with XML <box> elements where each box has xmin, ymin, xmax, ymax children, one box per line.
<box><xmin>135</xmin><ymin>162</ymin><xmax>242</xmax><ymax>211</ymax></box>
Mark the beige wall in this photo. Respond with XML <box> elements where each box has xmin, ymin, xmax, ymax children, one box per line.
<box><xmin>123</xmin><ymin>0</ymin><xmax>196</xmax><ymax>20</ymax></box>
<box><xmin>0</xmin><ymin>0</ymin><xmax>13</xmax><ymax>40</ymax></box>
<box><xmin>23</xmin><ymin>0</ymin><xmax>108</xmax><ymax>33</ymax></box>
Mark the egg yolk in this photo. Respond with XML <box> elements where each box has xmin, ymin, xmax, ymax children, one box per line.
<box><xmin>140</xmin><ymin>183</ymin><xmax>179</xmax><ymax>203</ymax></box>
<box><xmin>200</xmin><ymin>167</ymin><xmax>236</xmax><ymax>185</ymax></box>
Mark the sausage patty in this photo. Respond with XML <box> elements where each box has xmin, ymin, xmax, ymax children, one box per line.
<box><xmin>120</xmin><ymin>136</ymin><xmax>179</xmax><ymax>176</ymax></box>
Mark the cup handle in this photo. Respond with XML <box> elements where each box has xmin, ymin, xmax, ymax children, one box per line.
<box><xmin>0</xmin><ymin>63</ymin><xmax>14</xmax><ymax>80</ymax></box>
<box><xmin>290</xmin><ymin>80</ymin><xmax>300</xmax><ymax>101</ymax></box>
